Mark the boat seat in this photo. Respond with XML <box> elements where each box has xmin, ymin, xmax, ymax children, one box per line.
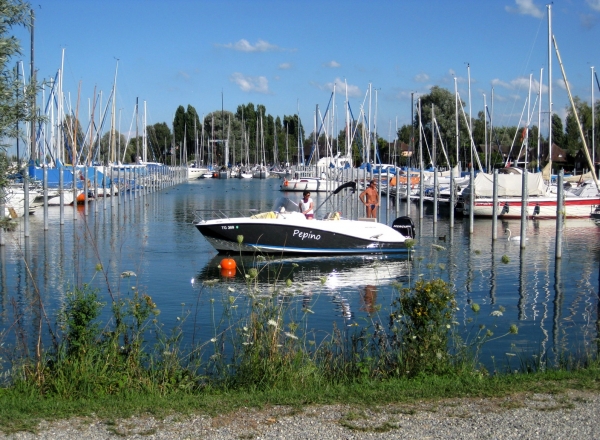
<box><xmin>358</xmin><ymin>217</ymin><xmax>377</xmax><ymax>222</ymax></box>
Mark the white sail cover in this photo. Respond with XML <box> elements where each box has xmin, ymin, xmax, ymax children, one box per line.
<box><xmin>472</xmin><ymin>172</ymin><xmax>546</xmax><ymax>197</ymax></box>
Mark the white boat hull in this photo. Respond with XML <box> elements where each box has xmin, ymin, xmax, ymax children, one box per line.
<box><xmin>463</xmin><ymin>195</ymin><xmax>600</xmax><ymax>219</ymax></box>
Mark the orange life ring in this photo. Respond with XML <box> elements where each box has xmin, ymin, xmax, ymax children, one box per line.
<box><xmin>283</xmin><ymin>179</ymin><xmax>288</xmax><ymax>187</ymax></box>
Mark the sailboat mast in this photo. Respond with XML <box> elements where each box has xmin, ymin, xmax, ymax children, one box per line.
<box><xmin>592</xmin><ymin>66</ymin><xmax>595</xmax><ymax>172</ymax></box>
<box><xmin>297</xmin><ymin>100</ymin><xmax>302</xmax><ymax>166</ymax></box>
<box><xmin>110</xmin><ymin>60</ymin><xmax>118</xmax><ymax>164</ymax></box>
<box><xmin>30</xmin><ymin>8</ymin><xmax>36</xmax><ymax>162</ymax></box>
<box><xmin>467</xmin><ymin>63</ymin><xmax>472</xmax><ymax>168</ymax></box>
<box><xmin>143</xmin><ymin>100</ymin><xmax>147</xmax><ymax>163</ymax></box>
<box><xmin>552</xmin><ymin>34</ymin><xmax>599</xmax><ymax>189</ymax></box>
<box><xmin>454</xmin><ymin>77</ymin><xmax>459</xmax><ymax>169</ymax></box>
<box><xmin>431</xmin><ymin>103</ymin><xmax>435</xmax><ymax>168</ymax></box>
<box><xmin>135</xmin><ymin>97</ymin><xmax>139</xmax><ymax>161</ymax></box>
<box><xmin>483</xmin><ymin>93</ymin><xmax>487</xmax><ymax>171</ymax></box>
<box><xmin>547</xmin><ymin>4</ymin><xmax>553</xmax><ymax>171</ymax></box>
<box><xmin>537</xmin><ymin>69</ymin><xmax>543</xmax><ymax>172</ymax></box>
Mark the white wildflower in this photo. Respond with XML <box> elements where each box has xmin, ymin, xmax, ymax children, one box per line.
<box><xmin>285</xmin><ymin>332</ymin><xmax>298</xmax><ymax>340</ymax></box>
<box><xmin>228</xmin><ymin>287</ymin><xmax>235</xmax><ymax>292</ymax></box>
<box><xmin>210</xmin><ymin>337</ymin><xmax>217</xmax><ymax>343</ymax></box>
<box><xmin>267</xmin><ymin>319</ymin><xmax>278</xmax><ymax>328</ymax></box>
<box><xmin>490</xmin><ymin>310</ymin><xmax>503</xmax><ymax>317</ymax></box>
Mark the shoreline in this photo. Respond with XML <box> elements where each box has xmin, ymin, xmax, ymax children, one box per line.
<box><xmin>3</xmin><ymin>390</ymin><xmax>599</xmax><ymax>439</ymax></box>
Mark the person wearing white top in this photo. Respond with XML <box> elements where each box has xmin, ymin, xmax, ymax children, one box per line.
<box><xmin>298</xmin><ymin>190</ymin><xmax>314</xmax><ymax>219</ymax></box>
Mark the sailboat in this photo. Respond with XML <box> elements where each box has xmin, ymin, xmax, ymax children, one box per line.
<box><xmin>463</xmin><ymin>6</ymin><xmax>600</xmax><ymax>219</ymax></box>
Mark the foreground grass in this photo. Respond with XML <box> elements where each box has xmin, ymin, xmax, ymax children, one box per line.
<box><xmin>0</xmin><ymin>365</ymin><xmax>599</xmax><ymax>434</ymax></box>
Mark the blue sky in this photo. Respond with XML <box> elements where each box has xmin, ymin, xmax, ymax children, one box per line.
<box><xmin>10</xmin><ymin>0</ymin><xmax>600</xmax><ymax>147</ymax></box>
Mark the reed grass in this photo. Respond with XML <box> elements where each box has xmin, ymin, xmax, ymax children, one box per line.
<box><xmin>0</xmin><ymin>236</ymin><xmax>598</xmax><ymax>433</ymax></box>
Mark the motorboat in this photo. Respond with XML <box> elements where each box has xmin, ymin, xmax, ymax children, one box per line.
<box><xmin>280</xmin><ymin>176</ymin><xmax>329</xmax><ymax>192</ymax></box>
<box><xmin>194</xmin><ymin>182</ymin><xmax>415</xmax><ymax>255</ymax></box>
<box><xmin>187</xmin><ymin>164</ymin><xmax>208</xmax><ymax>180</ymax></box>
<box><xmin>1</xmin><ymin>184</ymin><xmax>39</xmax><ymax>217</ymax></box>
<box><xmin>591</xmin><ymin>205</ymin><xmax>600</xmax><ymax>225</ymax></box>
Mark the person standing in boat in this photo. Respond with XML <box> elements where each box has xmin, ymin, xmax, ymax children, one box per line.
<box><xmin>299</xmin><ymin>191</ymin><xmax>314</xmax><ymax>219</ymax></box>
<box><xmin>359</xmin><ymin>180</ymin><xmax>379</xmax><ymax>219</ymax></box>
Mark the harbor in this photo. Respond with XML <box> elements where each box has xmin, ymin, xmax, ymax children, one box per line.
<box><xmin>0</xmin><ymin>176</ymin><xmax>598</xmax><ymax>373</ymax></box>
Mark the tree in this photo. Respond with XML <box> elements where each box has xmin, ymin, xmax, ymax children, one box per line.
<box><xmin>564</xmin><ymin>97</ymin><xmax>591</xmax><ymax>158</ymax></box>
<box><xmin>172</xmin><ymin>105</ymin><xmax>185</xmax><ymax>149</ymax></box>
<box><xmin>415</xmin><ymin>86</ymin><xmax>468</xmax><ymax>167</ymax></box>
<box><xmin>397</xmin><ymin>124</ymin><xmax>412</xmax><ymax>144</ymax></box>
<box><xmin>551</xmin><ymin>113</ymin><xmax>565</xmax><ymax>149</ymax></box>
<box><xmin>0</xmin><ymin>0</ymin><xmax>35</xmax><ymax>189</ymax></box>
<box><xmin>147</xmin><ymin>122</ymin><xmax>171</xmax><ymax>162</ymax></box>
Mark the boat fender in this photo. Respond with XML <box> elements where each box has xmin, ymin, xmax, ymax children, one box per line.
<box><xmin>283</xmin><ymin>179</ymin><xmax>288</xmax><ymax>187</ymax></box>
<box><xmin>533</xmin><ymin>203</ymin><xmax>540</xmax><ymax>216</ymax></box>
<box><xmin>391</xmin><ymin>216</ymin><xmax>415</xmax><ymax>238</ymax></box>
<box><xmin>501</xmin><ymin>202</ymin><xmax>509</xmax><ymax>215</ymax></box>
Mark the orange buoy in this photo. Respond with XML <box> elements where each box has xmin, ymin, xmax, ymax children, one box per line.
<box><xmin>221</xmin><ymin>268</ymin><xmax>236</xmax><ymax>277</ymax></box>
<box><xmin>220</xmin><ymin>258</ymin><xmax>236</xmax><ymax>270</ymax></box>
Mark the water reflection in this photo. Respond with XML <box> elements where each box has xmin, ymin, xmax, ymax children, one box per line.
<box><xmin>0</xmin><ymin>179</ymin><xmax>597</xmax><ymax>372</ymax></box>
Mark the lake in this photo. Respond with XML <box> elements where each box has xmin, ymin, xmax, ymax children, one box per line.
<box><xmin>1</xmin><ymin>177</ymin><xmax>599</xmax><ymax>373</ymax></box>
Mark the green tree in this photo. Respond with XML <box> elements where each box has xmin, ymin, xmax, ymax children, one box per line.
<box><xmin>172</xmin><ymin>105</ymin><xmax>185</xmax><ymax>150</ymax></box>
<box><xmin>564</xmin><ymin>97</ymin><xmax>592</xmax><ymax>158</ymax></box>
<box><xmin>397</xmin><ymin>124</ymin><xmax>412</xmax><ymax>144</ymax></box>
<box><xmin>551</xmin><ymin>113</ymin><xmax>565</xmax><ymax>149</ymax></box>
<box><xmin>416</xmin><ymin>86</ymin><xmax>468</xmax><ymax>167</ymax></box>
<box><xmin>99</xmin><ymin>131</ymin><xmax>126</xmax><ymax>164</ymax></box>
<box><xmin>146</xmin><ymin>122</ymin><xmax>171</xmax><ymax>162</ymax></box>
<box><xmin>0</xmin><ymin>0</ymin><xmax>36</xmax><ymax>189</ymax></box>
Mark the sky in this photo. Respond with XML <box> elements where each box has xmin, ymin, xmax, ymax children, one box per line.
<box><xmin>8</xmin><ymin>0</ymin><xmax>600</xmax><ymax>153</ymax></box>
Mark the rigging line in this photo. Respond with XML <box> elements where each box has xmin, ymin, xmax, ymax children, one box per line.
<box><xmin>503</xmin><ymin>95</ymin><xmax>528</xmax><ymax>167</ymax></box>
<box><xmin>514</xmin><ymin>93</ymin><xmax>540</xmax><ymax>166</ymax></box>
<box><xmin>419</xmin><ymin>123</ymin><xmax>433</xmax><ymax>166</ymax></box>
<box><xmin>457</xmin><ymin>91</ymin><xmax>484</xmax><ymax>170</ymax></box>
<box><xmin>433</xmin><ymin>119</ymin><xmax>451</xmax><ymax>167</ymax></box>
<box><xmin>486</xmin><ymin>106</ymin><xmax>504</xmax><ymax>151</ymax></box>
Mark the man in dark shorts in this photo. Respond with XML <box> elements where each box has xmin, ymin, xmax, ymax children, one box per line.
<box><xmin>359</xmin><ymin>180</ymin><xmax>379</xmax><ymax>219</ymax></box>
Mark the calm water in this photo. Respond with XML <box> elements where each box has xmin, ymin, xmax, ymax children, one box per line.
<box><xmin>1</xmin><ymin>178</ymin><xmax>599</xmax><ymax>372</ymax></box>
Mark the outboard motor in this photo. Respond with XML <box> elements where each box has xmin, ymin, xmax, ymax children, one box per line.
<box><xmin>391</xmin><ymin>216</ymin><xmax>415</xmax><ymax>239</ymax></box>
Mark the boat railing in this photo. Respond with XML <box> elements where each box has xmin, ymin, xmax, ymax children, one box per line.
<box><xmin>194</xmin><ymin>208</ymin><xmax>260</xmax><ymax>222</ymax></box>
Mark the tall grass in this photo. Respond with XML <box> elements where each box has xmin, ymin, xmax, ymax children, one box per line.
<box><xmin>0</xmin><ymin>234</ymin><xmax>595</xmax><ymax>404</ymax></box>
<box><xmin>0</xmin><ymin>260</ymin><xmax>525</xmax><ymax>400</ymax></box>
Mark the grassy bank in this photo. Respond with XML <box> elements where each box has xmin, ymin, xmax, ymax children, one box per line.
<box><xmin>1</xmin><ymin>366</ymin><xmax>599</xmax><ymax>433</ymax></box>
<box><xmin>0</xmin><ymin>254</ymin><xmax>598</xmax><ymax>434</ymax></box>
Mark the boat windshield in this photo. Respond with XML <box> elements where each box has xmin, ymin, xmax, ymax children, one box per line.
<box><xmin>271</xmin><ymin>197</ymin><xmax>301</xmax><ymax>214</ymax></box>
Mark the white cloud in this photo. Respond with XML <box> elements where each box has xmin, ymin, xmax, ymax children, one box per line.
<box><xmin>221</xmin><ymin>39</ymin><xmax>280</xmax><ymax>52</ymax></box>
<box><xmin>491</xmin><ymin>78</ymin><xmax>511</xmax><ymax>89</ymax></box>
<box><xmin>491</xmin><ymin>76</ymin><xmax>548</xmax><ymax>94</ymax></box>
<box><xmin>278</xmin><ymin>62</ymin><xmax>292</xmax><ymax>70</ymax></box>
<box><xmin>556</xmin><ymin>78</ymin><xmax>569</xmax><ymax>91</ymax></box>
<box><xmin>324</xmin><ymin>60</ymin><xmax>341</xmax><ymax>68</ymax></box>
<box><xmin>505</xmin><ymin>0</ymin><xmax>544</xmax><ymax>18</ymax></box>
<box><xmin>587</xmin><ymin>0</ymin><xmax>600</xmax><ymax>11</ymax></box>
<box><xmin>230</xmin><ymin>73</ymin><xmax>270</xmax><ymax>94</ymax></box>
<box><xmin>414</xmin><ymin>73</ymin><xmax>429</xmax><ymax>83</ymax></box>
<box><xmin>314</xmin><ymin>78</ymin><xmax>361</xmax><ymax>97</ymax></box>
